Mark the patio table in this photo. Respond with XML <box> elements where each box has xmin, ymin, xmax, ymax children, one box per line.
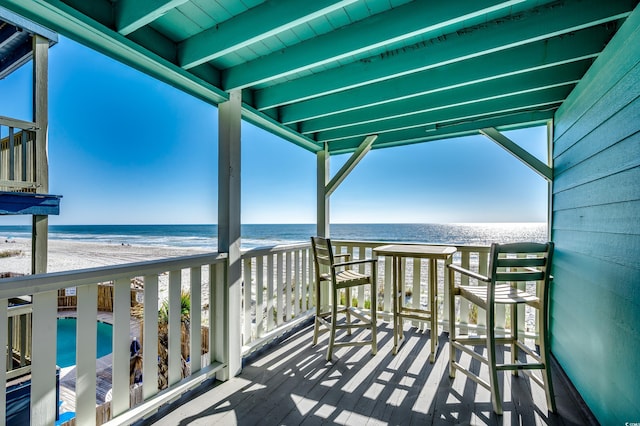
<box><xmin>373</xmin><ymin>244</ymin><xmax>456</xmax><ymax>361</ymax></box>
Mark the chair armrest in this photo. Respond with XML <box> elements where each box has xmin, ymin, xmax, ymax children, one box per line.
<box><xmin>333</xmin><ymin>258</ymin><xmax>378</xmax><ymax>268</ymax></box>
<box><xmin>334</xmin><ymin>254</ymin><xmax>351</xmax><ymax>260</ymax></box>
<box><xmin>447</xmin><ymin>263</ymin><xmax>490</xmax><ymax>283</ymax></box>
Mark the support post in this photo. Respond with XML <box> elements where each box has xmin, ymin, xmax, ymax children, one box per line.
<box><xmin>546</xmin><ymin>120</ymin><xmax>554</xmax><ymax>241</ymax></box>
<box><xmin>316</xmin><ymin>144</ymin><xmax>329</xmax><ymax>237</ymax></box>
<box><xmin>32</xmin><ymin>34</ymin><xmax>49</xmax><ymax>274</ymax></box>
<box><xmin>218</xmin><ymin>90</ymin><xmax>242</xmax><ymax>378</ymax></box>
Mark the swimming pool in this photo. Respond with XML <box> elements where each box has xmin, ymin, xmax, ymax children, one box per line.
<box><xmin>56</xmin><ymin>318</ymin><xmax>114</xmax><ymax>368</ymax></box>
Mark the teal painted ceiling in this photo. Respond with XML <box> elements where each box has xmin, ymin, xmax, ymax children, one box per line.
<box><xmin>1</xmin><ymin>0</ymin><xmax>638</xmax><ymax>154</ymax></box>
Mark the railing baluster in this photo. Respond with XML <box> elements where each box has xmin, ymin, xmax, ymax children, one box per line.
<box><xmin>191</xmin><ymin>266</ymin><xmax>202</xmax><ymax>374</ymax></box>
<box><xmin>256</xmin><ymin>256</ymin><xmax>264</xmax><ymax>338</ymax></box>
<box><xmin>113</xmin><ymin>278</ymin><xmax>131</xmax><ymax>417</ymax></box>
<box><xmin>286</xmin><ymin>251</ymin><xmax>292</xmax><ymax>321</ymax></box>
<box><xmin>301</xmin><ymin>249</ymin><xmax>308</xmax><ymax>311</ymax></box>
<box><xmin>267</xmin><ymin>254</ymin><xmax>275</xmax><ymax>331</ymax></box>
<box><xmin>168</xmin><ymin>270</ymin><xmax>182</xmax><ymax>386</ymax></box>
<box><xmin>243</xmin><ymin>258</ymin><xmax>252</xmax><ymax>344</ymax></box>
<box><xmin>76</xmin><ymin>283</ymin><xmax>98</xmax><ymax>426</ymax></box>
<box><xmin>412</xmin><ymin>258</ymin><xmax>421</xmax><ymax>328</ymax></box>
<box><xmin>276</xmin><ymin>253</ymin><xmax>284</xmax><ymax>326</ymax></box>
<box><xmin>143</xmin><ymin>274</ymin><xmax>159</xmax><ymax>400</ymax></box>
<box><xmin>294</xmin><ymin>249</ymin><xmax>300</xmax><ymax>317</ymax></box>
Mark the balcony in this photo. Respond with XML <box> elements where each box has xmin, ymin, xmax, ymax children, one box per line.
<box><xmin>0</xmin><ymin>240</ymin><xmax>592</xmax><ymax>425</ymax></box>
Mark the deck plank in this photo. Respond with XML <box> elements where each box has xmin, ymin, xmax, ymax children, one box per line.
<box><xmin>140</xmin><ymin>321</ymin><xmax>594</xmax><ymax>425</ymax></box>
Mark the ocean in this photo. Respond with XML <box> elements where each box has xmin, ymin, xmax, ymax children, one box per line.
<box><xmin>0</xmin><ymin>223</ymin><xmax>547</xmax><ymax>249</ymax></box>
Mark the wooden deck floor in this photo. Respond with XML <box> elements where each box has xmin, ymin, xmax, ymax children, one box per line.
<box><xmin>140</xmin><ymin>321</ymin><xmax>594</xmax><ymax>426</ymax></box>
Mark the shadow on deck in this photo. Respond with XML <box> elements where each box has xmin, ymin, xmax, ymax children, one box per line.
<box><xmin>139</xmin><ymin>322</ymin><xmax>594</xmax><ymax>425</ymax></box>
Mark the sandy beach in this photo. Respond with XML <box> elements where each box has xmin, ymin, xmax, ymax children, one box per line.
<box><xmin>0</xmin><ymin>237</ymin><xmax>211</xmax><ymax>276</ymax></box>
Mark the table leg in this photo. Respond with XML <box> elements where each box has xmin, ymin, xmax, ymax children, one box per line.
<box><xmin>392</xmin><ymin>256</ymin><xmax>398</xmax><ymax>354</ymax></box>
<box><xmin>429</xmin><ymin>258</ymin><xmax>437</xmax><ymax>362</ymax></box>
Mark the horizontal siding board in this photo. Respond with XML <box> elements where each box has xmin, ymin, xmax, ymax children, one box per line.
<box><xmin>550</xmin><ymin>259</ymin><xmax>640</xmax><ymax>422</ymax></box>
<box><xmin>554</xmin><ymin>8</ymin><xmax>640</xmax><ymax>140</ymax></box>
<box><xmin>553</xmin><ymin>200</ymin><xmax>640</xmax><ymax>234</ymax></box>
<box><xmin>553</xmin><ymin>166</ymin><xmax>640</xmax><ymax>210</ymax></box>
<box><xmin>554</xmin><ymin>61</ymin><xmax>640</xmax><ymax>156</ymax></box>
<box><xmin>554</xmin><ymin>130</ymin><xmax>640</xmax><ymax>192</ymax></box>
<box><xmin>552</xmin><ymin>249</ymin><xmax>640</xmax><ymax>315</ymax></box>
<box><xmin>552</xmin><ymin>229</ymin><xmax>640</xmax><ymax>268</ymax></box>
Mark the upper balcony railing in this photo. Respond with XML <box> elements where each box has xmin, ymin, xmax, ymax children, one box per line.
<box><xmin>0</xmin><ymin>239</ymin><xmax>543</xmax><ymax>425</ymax></box>
<box><xmin>0</xmin><ymin>116</ymin><xmax>38</xmax><ymax>193</ymax></box>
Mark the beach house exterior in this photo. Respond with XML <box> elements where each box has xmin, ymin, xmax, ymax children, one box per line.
<box><xmin>0</xmin><ymin>1</ymin><xmax>638</xmax><ymax>425</ymax></box>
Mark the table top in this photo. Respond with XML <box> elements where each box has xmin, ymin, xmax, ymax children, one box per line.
<box><xmin>373</xmin><ymin>244</ymin><xmax>457</xmax><ymax>259</ymax></box>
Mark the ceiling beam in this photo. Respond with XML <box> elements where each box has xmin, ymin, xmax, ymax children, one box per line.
<box><xmin>281</xmin><ymin>26</ymin><xmax>607</xmax><ymax>124</ymax></box>
<box><xmin>325</xmin><ymin>135</ymin><xmax>377</xmax><ymax>197</ymax></box>
<box><xmin>254</xmin><ymin>0</ymin><xmax>634</xmax><ymax>110</ymax></box>
<box><xmin>328</xmin><ymin>111</ymin><xmax>554</xmax><ymax>155</ymax></box>
<box><xmin>301</xmin><ymin>60</ymin><xmax>590</xmax><ymax>134</ymax></box>
<box><xmin>116</xmin><ymin>0</ymin><xmax>189</xmax><ymax>36</ymax></box>
<box><xmin>314</xmin><ymin>86</ymin><xmax>570</xmax><ymax>143</ymax></box>
<box><xmin>179</xmin><ymin>0</ymin><xmax>358</xmax><ymax>70</ymax></box>
<box><xmin>480</xmin><ymin>127</ymin><xmax>553</xmax><ymax>181</ymax></box>
<box><xmin>222</xmin><ymin>0</ymin><xmax>524</xmax><ymax>90</ymax></box>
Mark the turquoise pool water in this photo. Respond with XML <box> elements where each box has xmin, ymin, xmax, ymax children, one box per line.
<box><xmin>56</xmin><ymin>318</ymin><xmax>114</xmax><ymax>368</ymax></box>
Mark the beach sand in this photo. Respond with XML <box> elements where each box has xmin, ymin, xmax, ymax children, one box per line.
<box><xmin>0</xmin><ymin>237</ymin><xmax>210</xmax><ymax>275</ymax></box>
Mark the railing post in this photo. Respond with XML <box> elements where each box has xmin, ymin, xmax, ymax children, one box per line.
<box><xmin>30</xmin><ymin>291</ymin><xmax>57</xmax><ymax>426</ymax></box>
<box><xmin>76</xmin><ymin>284</ymin><xmax>98</xmax><ymax>426</ymax></box>
<box><xmin>218</xmin><ymin>89</ymin><xmax>242</xmax><ymax>377</ymax></box>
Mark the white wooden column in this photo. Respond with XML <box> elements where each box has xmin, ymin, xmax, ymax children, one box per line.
<box><xmin>32</xmin><ymin>34</ymin><xmax>49</xmax><ymax>275</ymax></box>
<box><xmin>29</xmin><ymin>34</ymin><xmax>56</xmax><ymax>426</ymax></box>
<box><xmin>218</xmin><ymin>89</ymin><xmax>242</xmax><ymax>378</ymax></box>
<box><xmin>316</xmin><ymin>144</ymin><xmax>329</xmax><ymax>237</ymax></box>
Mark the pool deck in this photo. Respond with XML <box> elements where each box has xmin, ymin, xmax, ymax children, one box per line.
<box><xmin>57</xmin><ymin>311</ymin><xmax>142</xmax><ymax>416</ymax></box>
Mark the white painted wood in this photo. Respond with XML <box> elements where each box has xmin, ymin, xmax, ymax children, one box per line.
<box><xmin>256</xmin><ymin>256</ymin><xmax>264</xmax><ymax>337</ymax></box>
<box><xmin>459</xmin><ymin>252</ymin><xmax>470</xmax><ymax>330</ymax></box>
<box><xmin>213</xmin><ymin>262</ymin><xmax>229</xmax><ymax>381</ymax></box>
<box><xmin>112</xmin><ymin>278</ymin><xmax>131</xmax><ymax>417</ymax></box>
<box><xmin>218</xmin><ymin>89</ymin><xmax>242</xmax><ymax>377</ymax></box>
<box><xmin>477</xmin><ymin>251</ymin><xmax>489</xmax><ymax>328</ymax></box>
<box><xmin>76</xmin><ymin>284</ymin><xmax>98</xmax><ymax>426</ymax></box>
<box><xmin>384</xmin><ymin>256</ymin><xmax>392</xmax><ymax>313</ymax></box>
<box><xmin>243</xmin><ymin>257</ymin><xmax>252</xmax><ymax>344</ymax></box>
<box><xmin>143</xmin><ymin>274</ymin><xmax>159</xmax><ymax>401</ymax></box>
<box><xmin>301</xmin><ymin>249</ymin><xmax>308</xmax><ymax>311</ymax></box>
<box><xmin>286</xmin><ymin>251</ymin><xmax>292</xmax><ymax>320</ymax></box>
<box><xmin>294</xmin><ymin>250</ymin><xmax>300</xmax><ymax>316</ymax></box>
<box><xmin>267</xmin><ymin>254</ymin><xmax>275</xmax><ymax>330</ymax></box>
<box><xmin>276</xmin><ymin>252</ymin><xmax>284</xmax><ymax>326</ymax></box>
<box><xmin>168</xmin><ymin>270</ymin><xmax>181</xmax><ymax>386</ymax></box>
<box><xmin>191</xmin><ymin>266</ymin><xmax>202</xmax><ymax>374</ymax></box>
<box><xmin>0</xmin><ymin>298</ymin><xmax>7</xmax><ymax>426</ymax></box>
<box><xmin>30</xmin><ymin>290</ymin><xmax>57</xmax><ymax>426</ymax></box>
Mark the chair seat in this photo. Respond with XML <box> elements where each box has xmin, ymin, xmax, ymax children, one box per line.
<box><xmin>459</xmin><ymin>284</ymin><xmax>540</xmax><ymax>309</ymax></box>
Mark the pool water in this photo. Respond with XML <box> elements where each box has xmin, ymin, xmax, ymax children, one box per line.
<box><xmin>56</xmin><ymin>318</ymin><xmax>114</xmax><ymax>368</ymax></box>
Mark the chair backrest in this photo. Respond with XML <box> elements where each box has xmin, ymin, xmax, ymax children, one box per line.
<box><xmin>487</xmin><ymin>242</ymin><xmax>554</xmax><ymax>297</ymax></box>
<box><xmin>311</xmin><ymin>236</ymin><xmax>334</xmax><ymax>281</ymax></box>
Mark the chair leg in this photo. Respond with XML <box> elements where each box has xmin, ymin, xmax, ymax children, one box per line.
<box><xmin>345</xmin><ymin>287</ymin><xmax>352</xmax><ymax>335</ymax></box>
<box><xmin>448</xmin><ymin>270</ymin><xmax>456</xmax><ymax>378</ymax></box>
<box><xmin>539</xmin><ymin>304</ymin><xmax>556</xmax><ymax>412</ymax></box>
<box><xmin>313</xmin><ymin>281</ymin><xmax>321</xmax><ymax>346</ymax></box>
<box><xmin>370</xmin><ymin>280</ymin><xmax>377</xmax><ymax>355</ymax></box>
<box><xmin>511</xmin><ymin>303</ymin><xmax>518</xmax><ymax>376</ymax></box>
<box><xmin>327</xmin><ymin>286</ymin><xmax>338</xmax><ymax>361</ymax></box>
<box><xmin>487</xmin><ymin>304</ymin><xmax>503</xmax><ymax>415</ymax></box>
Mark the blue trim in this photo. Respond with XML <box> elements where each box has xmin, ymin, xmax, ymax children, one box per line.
<box><xmin>0</xmin><ymin>191</ymin><xmax>62</xmax><ymax>215</ymax></box>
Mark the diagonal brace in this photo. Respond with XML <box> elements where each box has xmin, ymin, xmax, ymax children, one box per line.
<box><xmin>326</xmin><ymin>135</ymin><xmax>377</xmax><ymax>197</ymax></box>
<box><xmin>480</xmin><ymin>127</ymin><xmax>553</xmax><ymax>182</ymax></box>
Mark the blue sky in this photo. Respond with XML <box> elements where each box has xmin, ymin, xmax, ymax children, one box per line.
<box><xmin>1</xmin><ymin>36</ymin><xmax>548</xmax><ymax>225</ymax></box>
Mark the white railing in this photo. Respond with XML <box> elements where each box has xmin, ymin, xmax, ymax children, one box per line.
<box><xmin>0</xmin><ymin>116</ymin><xmax>38</xmax><ymax>192</ymax></box>
<box><xmin>0</xmin><ymin>252</ymin><xmax>227</xmax><ymax>426</ymax></box>
<box><xmin>240</xmin><ymin>243</ymin><xmax>314</xmax><ymax>354</ymax></box>
<box><xmin>0</xmin><ymin>239</ymin><xmax>541</xmax><ymax>425</ymax></box>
